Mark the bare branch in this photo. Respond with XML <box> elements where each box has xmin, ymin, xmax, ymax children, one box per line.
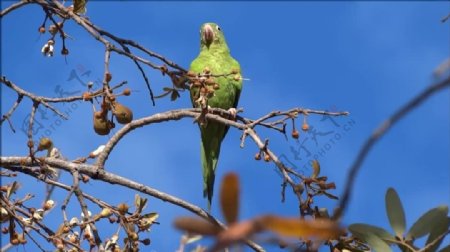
<box><xmin>0</xmin><ymin>0</ymin><xmax>31</xmax><ymax>17</ymax></box>
<box><xmin>1</xmin><ymin>157</ymin><xmax>265</xmax><ymax>252</ymax></box>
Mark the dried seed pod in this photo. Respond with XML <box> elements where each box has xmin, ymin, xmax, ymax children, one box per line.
<box><xmin>129</xmin><ymin>232</ymin><xmax>139</xmax><ymax>241</ymax></box>
<box><xmin>302</xmin><ymin>122</ymin><xmax>309</xmax><ymax>131</ymax></box>
<box><xmin>38</xmin><ymin>26</ymin><xmax>45</xmax><ymax>33</ymax></box>
<box><xmin>93</xmin><ymin>112</ymin><xmax>110</xmax><ymax>135</ymax></box>
<box><xmin>113</xmin><ymin>103</ymin><xmax>133</xmax><ymax>124</ymax></box>
<box><xmin>117</xmin><ymin>203</ymin><xmax>129</xmax><ymax>215</ymax></box>
<box><xmin>205</xmin><ymin>78</ymin><xmax>215</xmax><ymax>85</ymax></box>
<box><xmin>94</xmin><ymin>111</ymin><xmax>103</xmax><ymax>119</ymax></box>
<box><xmin>27</xmin><ymin>140</ymin><xmax>34</xmax><ymax>149</ymax></box>
<box><xmin>43</xmin><ymin>200</ymin><xmax>55</xmax><ymax>211</ymax></box>
<box><xmin>61</xmin><ymin>47</ymin><xmax>69</xmax><ymax>55</ymax></box>
<box><xmin>141</xmin><ymin>238</ymin><xmax>151</xmax><ymax>245</ymax></box>
<box><xmin>82</xmin><ymin>92</ymin><xmax>92</xmax><ymax>101</ymax></box>
<box><xmin>264</xmin><ymin>153</ymin><xmax>271</xmax><ymax>162</ymax></box>
<box><xmin>193</xmin><ymin>80</ymin><xmax>201</xmax><ymax>87</ymax></box>
<box><xmin>81</xmin><ymin>175</ymin><xmax>90</xmax><ymax>183</ymax></box>
<box><xmin>105</xmin><ymin>72</ymin><xmax>112</xmax><ymax>82</ymax></box>
<box><xmin>291</xmin><ymin>129</ymin><xmax>299</xmax><ymax>139</ymax></box>
<box><xmin>213</xmin><ymin>83</ymin><xmax>220</xmax><ymax>90</ymax></box>
<box><xmin>254</xmin><ymin>152</ymin><xmax>261</xmax><ymax>161</ymax></box>
<box><xmin>37</xmin><ymin>138</ymin><xmax>53</xmax><ymax>151</ymax></box>
<box><xmin>186</xmin><ymin>71</ymin><xmax>196</xmax><ymax>77</ymax></box>
<box><xmin>49</xmin><ymin>25</ymin><xmax>58</xmax><ymax>35</ymax></box>
<box><xmin>122</xmin><ymin>88</ymin><xmax>131</xmax><ymax>96</ymax></box>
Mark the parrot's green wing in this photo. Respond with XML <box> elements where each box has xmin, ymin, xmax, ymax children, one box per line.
<box><xmin>190</xmin><ymin>22</ymin><xmax>242</xmax><ymax>210</ymax></box>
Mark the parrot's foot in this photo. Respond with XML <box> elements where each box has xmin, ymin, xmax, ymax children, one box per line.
<box><xmin>227</xmin><ymin>108</ymin><xmax>237</xmax><ymax>120</ymax></box>
<box><xmin>194</xmin><ymin>107</ymin><xmax>208</xmax><ymax>126</ymax></box>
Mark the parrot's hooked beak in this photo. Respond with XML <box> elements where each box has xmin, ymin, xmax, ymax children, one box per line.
<box><xmin>203</xmin><ymin>24</ymin><xmax>214</xmax><ymax>47</ymax></box>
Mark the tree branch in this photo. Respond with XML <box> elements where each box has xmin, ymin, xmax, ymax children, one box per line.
<box><xmin>0</xmin><ymin>157</ymin><xmax>265</xmax><ymax>252</ymax></box>
<box><xmin>0</xmin><ymin>0</ymin><xmax>31</xmax><ymax>17</ymax></box>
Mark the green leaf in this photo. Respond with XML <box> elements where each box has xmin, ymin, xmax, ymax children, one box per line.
<box><xmin>385</xmin><ymin>188</ymin><xmax>406</xmax><ymax>237</ymax></box>
<box><xmin>425</xmin><ymin>216</ymin><xmax>450</xmax><ymax>252</ymax></box>
<box><xmin>349</xmin><ymin>223</ymin><xmax>396</xmax><ymax>244</ymax></box>
<box><xmin>406</xmin><ymin>205</ymin><xmax>448</xmax><ymax>240</ymax></box>
<box><xmin>365</xmin><ymin>232</ymin><xmax>393</xmax><ymax>252</ymax></box>
<box><xmin>6</xmin><ymin>182</ymin><xmax>20</xmax><ymax>199</ymax></box>
<box><xmin>134</xmin><ymin>194</ymin><xmax>148</xmax><ymax>214</ymax></box>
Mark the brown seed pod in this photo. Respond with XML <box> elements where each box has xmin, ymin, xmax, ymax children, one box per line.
<box><xmin>233</xmin><ymin>74</ymin><xmax>241</xmax><ymax>81</ymax></box>
<box><xmin>122</xmin><ymin>88</ymin><xmax>131</xmax><ymax>96</ymax></box>
<box><xmin>94</xmin><ymin>111</ymin><xmax>103</xmax><ymax>119</ymax></box>
<box><xmin>10</xmin><ymin>238</ymin><xmax>19</xmax><ymax>245</ymax></box>
<box><xmin>49</xmin><ymin>25</ymin><xmax>57</xmax><ymax>35</ymax></box>
<box><xmin>292</xmin><ymin>129</ymin><xmax>299</xmax><ymax>139</ymax></box>
<box><xmin>27</xmin><ymin>140</ymin><xmax>34</xmax><ymax>149</ymax></box>
<box><xmin>105</xmin><ymin>72</ymin><xmax>112</xmax><ymax>83</ymax></box>
<box><xmin>213</xmin><ymin>83</ymin><xmax>220</xmax><ymax>90</ymax></box>
<box><xmin>231</xmin><ymin>68</ymin><xmax>239</xmax><ymax>74</ymax></box>
<box><xmin>113</xmin><ymin>103</ymin><xmax>133</xmax><ymax>124</ymax></box>
<box><xmin>264</xmin><ymin>153</ymin><xmax>271</xmax><ymax>162</ymax></box>
<box><xmin>205</xmin><ymin>78</ymin><xmax>215</xmax><ymax>85</ymax></box>
<box><xmin>302</xmin><ymin>123</ymin><xmax>309</xmax><ymax>131</ymax></box>
<box><xmin>117</xmin><ymin>203</ymin><xmax>129</xmax><ymax>215</ymax></box>
<box><xmin>62</xmin><ymin>225</ymin><xmax>70</xmax><ymax>234</ymax></box>
<box><xmin>203</xmin><ymin>67</ymin><xmax>210</xmax><ymax>74</ymax></box>
<box><xmin>37</xmin><ymin>138</ymin><xmax>53</xmax><ymax>151</ymax></box>
<box><xmin>38</xmin><ymin>26</ymin><xmax>45</xmax><ymax>34</ymax></box>
<box><xmin>200</xmin><ymin>87</ymin><xmax>208</xmax><ymax>95</ymax></box>
<box><xmin>141</xmin><ymin>238</ymin><xmax>151</xmax><ymax>245</ymax></box>
<box><xmin>129</xmin><ymin>232</ymin><xmax>139</xmax><ymax>241</ymax></box>
<box><xmin>61</xmin><ymin>48</ymin><xmax>69</xmax><ymax>55</ymax></box>
<box><xmin>82</xmin><ymin>92</ymin><xmax>92</xmax><ymax>101</ymax></box>
<box><xmin>186</xmin><ymin>71</ymin><xmax>196</xmax><ymax>77</ymax></box>
<box><xmin>254</xmin><ymin>152</ymin><xmax>261</xmax><ymax>161</ymax></box>
<box><xmin>93</xmin><ymin>113</ymin><xmax>110</xmax><ymax>135</ymax></box>
<box><xmin>193</xmin><ymin>80</ymin><xmax>201</xmax><ymax>87</ymax></box>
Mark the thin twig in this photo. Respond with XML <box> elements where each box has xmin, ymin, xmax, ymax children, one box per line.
<box><xmin>71</xmin><ymin>169</ymin><xmax>102</xmax><ymax>246</ymax></box>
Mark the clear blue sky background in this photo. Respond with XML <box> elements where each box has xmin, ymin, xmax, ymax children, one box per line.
<box><xmin>1</xmin><ymin>1</ymin><xmax>449</xmax><ymax>251</ymax></box>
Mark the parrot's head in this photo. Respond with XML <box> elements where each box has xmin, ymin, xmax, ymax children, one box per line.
<box><xmin>200</xmin><ymin>22</ymin><xmax>229</xmax><ymax>51</ymax></box>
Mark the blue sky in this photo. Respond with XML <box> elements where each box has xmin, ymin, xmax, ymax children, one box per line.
<box><xmin>1</xmin><ymin>1</ymin><xmax>449</xmax><ymax>251</ymax></box>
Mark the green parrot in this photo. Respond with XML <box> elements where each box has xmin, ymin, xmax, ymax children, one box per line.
<box><xmin>190</xmin><ymin>22</ymin><xmax>242</xmax><ymax>209</ymax></box>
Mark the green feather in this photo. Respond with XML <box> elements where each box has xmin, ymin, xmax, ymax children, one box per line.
<box><xmin>190</xmin><ymin>22</ymin><xmax>242</xmax><ymax>210</ymax></box>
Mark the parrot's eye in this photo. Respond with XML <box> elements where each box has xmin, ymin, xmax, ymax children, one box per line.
<box><xmin>216</xmin><ymin>25</ymin><xmax>221</xmax><ymax>31</ymax></box>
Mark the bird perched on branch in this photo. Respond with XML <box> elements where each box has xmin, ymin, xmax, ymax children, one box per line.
<box><xmin>190</xmin><ymin>22</ymin><xmax>242</xmax><ymax>210</ymax></box>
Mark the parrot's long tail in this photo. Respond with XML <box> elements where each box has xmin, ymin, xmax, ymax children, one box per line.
<box><xmin>200</xmin><ymin>136</ymin><xmax>221</xmax><ymax>211</ymax></box>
